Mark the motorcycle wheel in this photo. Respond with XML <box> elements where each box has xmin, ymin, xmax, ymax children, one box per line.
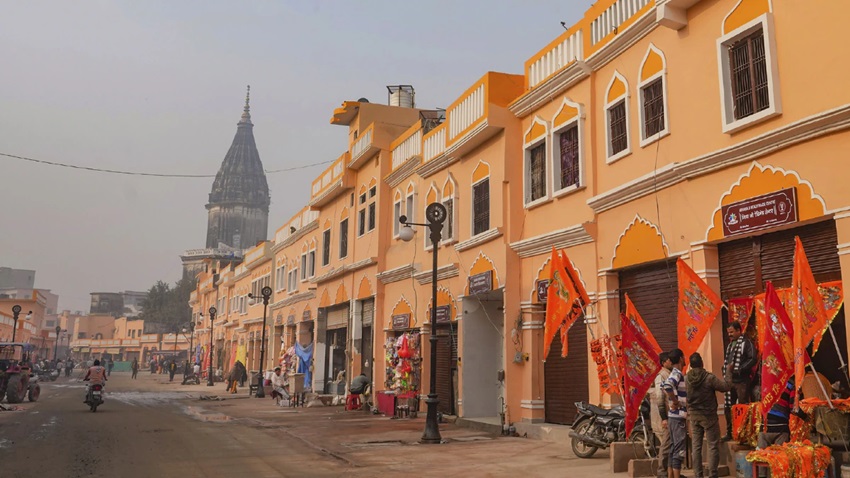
<box><xmin>91</xmin><ymin>402</ymin><xmax>98</xmax><ymax>412</ymax></box>
<box><xmin>28</xmin><ymin>385</ymin><xmax>40</xmax><ymax>402</ymax></box>
<box><xmin>5</xmin><ymin>375</ymin><xmax>24</xmax><ymax>404</ymax></box>
<box><xmin>570</xmin><ymin>418</ymin><xmax>599</xmax><ymax>458</ymax></box>
<box><xmin>628</xmin><ymin>427</ymin><xmax>657</xmax><ymax>459</ymax></box>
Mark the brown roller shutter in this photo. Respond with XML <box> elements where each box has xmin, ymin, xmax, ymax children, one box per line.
<box><xmin>327</xmin><ymin>305</ymin><xmax>349</xmax><ymax>330</ymax></box>
<box><xmin>435</xmin><ymin>325</ymin><xmax>458</xmax><ymax>415</ymax></box>
<box><xmin>362</xmin><ymin>299</ymin><xmax>374</xmax><ymax>326</ymax></box>
<box><xmin>719</xmin><ymin>239</ymin><xmax>758</xmax><ymax>299</ymax></box>
<box><xmin>618</xmin><ymin>259</ymin><xmax>679</xmax><ymax>352</ymax></box>
<box><xmin>544</xmin><ymin>321</ymin><xmax>589</xmax><ymax>424</ymax></box>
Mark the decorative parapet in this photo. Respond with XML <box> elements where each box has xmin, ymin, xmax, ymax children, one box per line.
<box><xmin>509</xmin><ymin>223</ymin><xmax>596</xmax><ymax>258</ymax></box>
<box><xmin>390</xmin><ymin>124</ymin><xmax>422</xmax><ymax>171</ymax></box>
<box><xmin>273</xmin><ymin>209</ymin><xmax>320</xmax><ymax>249</ymax></box>
<box><xmin>526</xmin><ymin>27</ymin><xmax>584</xmax><ymax>89</ymax></box>
<box><xmin>413</xmin><ymin>264</ymin><xmax>460</xmax><ymax>285</ymax></box>
<box><xmin>269</xmin><ymin>290</ymin><xmax>316</xmax><ymax>310</ymax></box>
<box><xmin>454</xmin><ymin>227</ymin><xmax>503</xmax><ymax>253</ymax></box>
<box><xmin>376</xmin><ymin>264</ymin><xmax>419</xmax><ymax>284</ymax></box>
<box><xmin>309</xmin><ymin>152</ymin><xmax>352</xmax><ymax>207</ymax></box>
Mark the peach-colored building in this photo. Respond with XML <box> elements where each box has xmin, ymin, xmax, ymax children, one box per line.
<box><xmin>191</xmin><ymin>0</ymin><xmax>850</xmax><ymax>432</ymax></box>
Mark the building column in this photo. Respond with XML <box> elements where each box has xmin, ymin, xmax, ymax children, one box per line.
<box><xmin>596</xmin><ymin>270</ymin><xmax>620</xmax><ymax>405</ymax></box>
<box><xmin>833</xmin><ymin>210</ymin><xmax>850</xmax><ymax>366</ymax></box>
<box><xmin>519</xmin><ymin>303</ymin><xmax>544</xmax><ymax>422</ymax></box>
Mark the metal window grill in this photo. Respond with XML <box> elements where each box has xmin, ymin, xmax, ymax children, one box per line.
<box><xmin>473</xmin><ymin>179</ymin><xmax>490</xmax><ymax>235</ymax></box>
<box><xmin>322</xmin><ymin>230</ymin><xmax>331</xmax><ymax>266</ymax></box>
<box><xmin>642</xmin><ymin>79</ymin><xmax>665</xmax><ymax>138</ymax></box>
<box><xmin>730</xmin><ymin>29</ymin><xmax>769</xmax><ymax>120</ymax></box>
<box><xmin>559</xmin><ymin>126</ymin><xmax>579</xmax><ymax>189</ymax></box>
<box><xmin>609</xmin><ymin>101</ymin><xmax>627</xmax><ymax>155</ymax></box>
<box><xmin>529</xmin><ymin>143</ymin><xmax>546</xmax><ymax>201</ymax></box>
<box><xmin>358</xmin><ymin>210</ymin><xmax>366</xmax><ymax>235</ymax></box>
<box><xmin>368</xmin><ymin>202</ymin><xmax>376</xmax><ymax>230</ymax></box>
<box><xmin>339</xmin><ymin>219</ymin><xmax>348</xmax><ymax>257</ymax></box>
<box><xmin>443</xmin><ymin>198</ymin><xmax>454</xmax><ymax>241</ymax></box>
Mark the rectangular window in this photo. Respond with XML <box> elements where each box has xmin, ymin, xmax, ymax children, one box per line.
<box><xmin>608</xmin><ymin>101</ymin><xmax>627</xmax><ymax>156</ymax></box>
<box><xmin>300</xmin><ymin>254</ymin><xmax>307</xmax><ymax>280</ymax></box>
<box><xmin>558</xmin><ymin>125</ymin><xmax>580</xmax><ymax>190</ymax></box>
<box><xmin>358</xmin><ymin>209</ymin><xmax>366</xmax><ymax>236</ymax></box>
<box><xmin>359</xmin><ymin>193</ymin><xmax>366</xmax><ymax>205</ymax></box>
<box><xmin>528</xmin><ymin>142</ymin><xmax>546</xmax><ymax>202</ymax></box>
<box><xmin>406</xmin><ymin>194</ymin><xmax>414</xmax><ymax>222</ymax></box>
<box><xmin>369</xmin><ymin>186</ymin><xmax>377</xmax><ymax>198</ymax></box>
<box><xmin>443</xmin><ymin>198</ymin><xmax>454</xmax><ymax>241</ymax></box>
<box><xmin>308</xmin><ymin>250</ymin><xmax>316</xmax><ymax>277</ymax></box>
<box><xmin>393</xmin><ymin>201</ymin><xmax>402</xmax><ymax>236</ymax></box>
<box><xmin>322</xmin><ymin>229</ymin><xmax>331</xmax><ymax>266</ymax></box>
<box><xmin>642</xmin><ymin>78</ymin><xmax>665</xmax><ymax>138</ymax></box>
<box><xmin>729</xmin><ymin>29</ymin><xmax>769</xmax><ymax>120</ymax></box>
<box><xmin>473</xmin><ymin>179</ymin><xmax>490</xmax><ymax>236</ymax></box>
<box><xmin>339</xmin><ymin>219</ymin><xmax>348</xmax><ymax>258</ymax></box>
<box><xmin>368</xmin><ymin>202</ymin><xmax>376</xmax><ymax>231</ymax></box>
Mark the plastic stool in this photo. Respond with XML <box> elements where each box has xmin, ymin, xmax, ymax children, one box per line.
<box><xmin>346</xmin><ymin>393</ymin><xmax>361</xmax><ymax>411</ymax></box>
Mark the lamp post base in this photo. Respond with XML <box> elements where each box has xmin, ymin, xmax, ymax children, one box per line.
<box><xmin>420</xmin><ymin>394</ymin><xmax>442</xmax><ymax>444</ymax></box>
<box><xmin>255</xmin><ymin>377</ymin><xmax>265</xmax><ymax>398</ymax></box>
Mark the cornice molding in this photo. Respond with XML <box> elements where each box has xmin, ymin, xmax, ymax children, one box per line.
<box><xmin>414</xmin><ymin>153</ymin><xmax>461</xmax><ymax>180</ymax></box>
<box><xmin>509</xmin><ymin>62</ymin><xmax>592</xmax><ymax>119</ymax></box>
<box><xmin>311</xmin><ymin>266</ymin><xmax>347</xmax><ymax>285</ymax></box>
<box><xmin>587</xmin><ymin>103</ymin><xmax>850</xmax><ymax>213</ymax></box>
<box><xmin>269</xmin><ymin>290</ymin><xmax>316</xmax><ymax>310</ymax></box>
<box><xmin>376</xmin><ymin>263</ymin><xmax>420</xmax><ymax>284</ymax></box>
<box><xmin>413</xmin><ymin>263</ymin><xmax>460</xmax><ymax>285</ymax></box>
<box><xmin>454</xmin><ymin>227</ymin><xmax>503</xmax><ymax>252</ymax></box>
<box><xmin>308</xmin><ymin>179</ymin><xmax>350</xmax><ymax>208</ymax></box>
<box><xmin>242</xmin><ymin>317</ymin><xmax>264</xmax><ymax>325</ymax></box>
<box><xmin>444</xmin><ymin>120</ymin><xmax>490</xmax><ymax>158</ymax></box>
<box><xmin>277</xmin><ymin>220</ymin><xmax>319</xmax><ymax>250</ymax></box>
<box><xmin>509</xmin><ymin>223</ymin><xmax>595</xmax><ymax>258</ymax></box>
<box><xmin>345</xmin><ymin>257</ymin><xmax>377</xmax><ymax>274</ymax></box>
<box><xmin>586</xmin><ymin>8</ymin><xmax>658</xmax><ymax>71</ymax></box>
<box><xmin>385</xmin><ymin>156</ymin><xmax>422</xmax><ymax>188</ymax></box>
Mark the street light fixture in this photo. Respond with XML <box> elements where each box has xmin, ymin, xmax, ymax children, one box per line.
<box><xmin>10</xmin><ymin>305</ymin><xmax>32</xmax><ymax>343</ymax></box>
<box><xmin>399</xmin><ymin>202</ymin><xmax>447</xmax><ymax>444</ymax></box>
<box><xmin>247</xmin><ymin>286</ymin><xmax>273</xmax><ymax>398</ymax></box>
<box><xmin>207</xmin><ymin>306</ymin><xmax>217</xmax><ymax>387</ymax></box>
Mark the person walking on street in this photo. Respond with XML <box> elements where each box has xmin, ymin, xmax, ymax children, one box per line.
<box><xmin>107</xmin><ymin>358</ymin><xmax>114</xmax><ymax>377</ymax></box>
<box><xmin>168</xmin><ymin>360</ymin><xmax>177</xmax><ymax>382</ymax></box>
<box><xmin>131</xmin><ymin>358</ymin><xmax>139</xmax><ymax>379</ymax></box>
<box><xmin>723</xmin><ymin>321</ymin><xmax>757</xmax><ymax>441</ymax></box>
<box><xmin>651</xmin><ymin>352</ymin><xmax>672</xmax><ymax>478</ymax></box>
<box><xmin>64</xmin><ymin>358</ymin><xmax>74</xmax><ymax>378</ymax></box>
<box><xmin>150</xmin><ymin>358</ymin><xmax>156</xmax><ymax>374</ymax></box>
<box><xmin>661</xmin><ymin>348</ymin><xmax>688</xmax><ymax>478</ymax></box>
<box><xmin>686</xmin><ymin>352</ymin><xmax>732</xmax><ymax>478</ymax></box>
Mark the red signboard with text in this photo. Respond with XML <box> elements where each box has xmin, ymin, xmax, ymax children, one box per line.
<box><xmin>722</xmin><ymin>187</ymin><xmax>798</xmax><ymax>237</ymax></box>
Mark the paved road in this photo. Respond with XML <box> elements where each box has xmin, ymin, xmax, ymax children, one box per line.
<box><xmin>0</xmin><ymin>371</ymin><xmax>616</xmax><ymax>478</ymax></box>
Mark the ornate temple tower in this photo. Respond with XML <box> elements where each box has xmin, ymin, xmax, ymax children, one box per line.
<box><xmin>205</xmin><ymin>86</ymin><xmax>270</xmax><ymax>249</ymax></box>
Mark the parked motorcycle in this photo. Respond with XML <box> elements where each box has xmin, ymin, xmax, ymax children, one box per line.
<box><xmin>84</xmin><ymin>382</ymin><xmax>105</xmax><ymax>412</ymax></box>
<box><xmin>569</xmin><ymin>399</ymin><xmax>656</xmax><ymax>459</ymax></box>
<box><xmin>37</xmin><ymin>368</ymin><xmax>59</xmax><ymax>382</ymax></box>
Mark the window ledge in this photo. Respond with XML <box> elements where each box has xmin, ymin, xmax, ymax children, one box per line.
<box><xmin>553</xmin><ymin>184</ymin><xmax>585</xmax><ymax>199</ymax></box>
<box><xmin>722</xmin><ymin>107</ymin><xmax>781</xmax><ymax>135</ymax></box>
<box><xmin>639</xmin><ymin>129</ymin><xmax>670</xmax><ymax>148</ymax></box>
<box><xmin>606</xmin><ymin>148</ymin><xmax>632</xmax><ymax>165</ymax></box>
<box><xmin>455</xmin><ymin>227</ymin><xmax>503</xmax><ymax>252</ymax></box>
<box><xmin>524</xmin><ymin>196</ymin><xmax>551</xmax><ymax>211</ymax></box>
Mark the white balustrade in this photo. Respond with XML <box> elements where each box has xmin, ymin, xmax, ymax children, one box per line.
<box><xmin>351</xmin><ymin>128</ymin><xmax>373</xmax><ymax>160</ymax></box>
<box><xmin>529</xmin><ymin>30</ymin><xmax>584</xmax><ymax>88</ymax></box>
<box><xmin>448</xmin><ymin>83</ymin><xmax>485</xmax><ymax>140</ymax></box>
<box><xmin>391</xmin><ymin>129</ymin><xmax>422</xmax><ymax>169</ymax></box>
<box><xmin>424</xmin><ymin>127</ymin><xmax>446</xmax><ymax>162</ymax></box>
<box><xmin>591</xmin><ymin>0</ymin><xmax>652</xmax><ymax>45</ymax></box>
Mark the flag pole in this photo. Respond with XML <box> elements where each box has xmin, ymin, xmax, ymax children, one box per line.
<box><xmin>807</xmin><ymin>360</ymin><xmax>835</xmax><ymax>409</ymax></box>
<box><xmin>826</xmin><ymin>325</ymin><xmax>850</xmax><ymax>383</ymax></box>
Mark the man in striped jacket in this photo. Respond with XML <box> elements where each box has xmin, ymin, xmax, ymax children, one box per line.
<box><xmin>661</xmin><ymin>348</ymin><xmax>687</xmax><ymax>478</ymax></box>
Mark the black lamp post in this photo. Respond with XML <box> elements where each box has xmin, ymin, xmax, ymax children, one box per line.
<box><xmin>206</xmin><ymin>306</ymin><xmax>217</xmax><ymax>387</ymax></box>
<box><xmin>54</xmin><ymin>325</ymin><xmax>62</xmax><ymax>360</ymax></box>
<box><xmin>10</xmin><ymin>305</ymin><xmax>32</xmax><ymax>343</ymax></box>
<box><xmin>248</xmin><ymin>285</ymin><xmax>273</xmax><ymax>398</ymax></box>
<box><xmin>399</xmin><ymin>202</ymin><xmax>446</xmax><ymax>444</ymax></box>
<box><xmin>187</xmin><ymin>321</ymin><xmax>195</xmax><ymax>365</ymax></box>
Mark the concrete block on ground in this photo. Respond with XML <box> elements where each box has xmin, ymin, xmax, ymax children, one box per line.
<box><xmin>611</xmin><ymin>442</ymin><xmax>648</xmax><ymax>473</ymax></box>
<box><xmin>628</xmin><ymin>458</ymin><xmax>658</xmax><ymax>477</ymax></box>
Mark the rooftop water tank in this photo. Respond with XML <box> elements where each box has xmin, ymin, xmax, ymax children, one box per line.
<box><xmin>387</xmin><ymin>85</ymin><xmax>415</xmax><ymax>108</ymax></box>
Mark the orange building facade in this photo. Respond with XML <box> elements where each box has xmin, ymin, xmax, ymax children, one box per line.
<box><xmin>191</xmin><ymin>0</ymin><xmax>850</xmax><ymax>428</ymax></box>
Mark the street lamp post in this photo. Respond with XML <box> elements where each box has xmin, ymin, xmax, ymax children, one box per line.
<box><xmin>54</xmin><ymin>325</ymin><xmax>62</xmax><ymax>361</ymax></box>
<box><xmin>187</xmin><ymin>321</ymin><xmax>195</xmax><ymax>365</ymax></box>
<box><xmin>399</xmin><ymin>202</ymin><xmax>446</xmax><ymax>444</ymax></box>
<box><xmin>248</xmin><ymin>286</ymin><xmax>273</xmax><ymax>398</ymax></box>
<box><xmin>207</xmin><ymin>307</ymin><xmax>217</xmax><ymax>387</ymax></box>
<box><xmin>10</xmin><ymin>305</ymin><xmax>32</xmax><ymax>343</ymax></box>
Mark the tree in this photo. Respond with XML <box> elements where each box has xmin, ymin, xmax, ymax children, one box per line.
<box><xmin>139</xmin><ymin>277</ymin><xmax>195</xmax><ymax>331</ymax></box>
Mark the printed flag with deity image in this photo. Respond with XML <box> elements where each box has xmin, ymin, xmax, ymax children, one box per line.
<box><xmin>727</xmin><ymin>297</ymin><xmax>755</xmax><ymax>334</ymax></box>
<box><xmin>761</xmin><ymin>282</ymin><xmax>794</xmax><ymax>419</ymax></box>
<box><xmin>623</xmin><ymin>294</ymin><xmax>661</xmax><ymax>354</ymax></box>
<box><xmin>791</xmin><ymin>237</ymin><xmax>828</xmax><ymax>401</ymax></box>
<box><xmin>620</xmin><ymin>309</ymin><xmax>662</xmax><ymax>437</ymax></box>
<box><xmin>591</xmin><ymin>335</ymin><xmax>619</xmax><ymax>396</ymax></box>
<box><xmin>813</xmin><ymin>280</ymin><xmax>845</xmax><ymax>354</ymax></box>
<box><xmin>544</xmin><ymin>247</ymin><xmax>582</xmax><ymax>359</ymax></box>
<box><xmin>677</xmin><ymin>258</ymin><xmax>724</xmax><ymax>359</ymax></box>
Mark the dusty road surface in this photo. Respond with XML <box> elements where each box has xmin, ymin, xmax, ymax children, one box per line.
<box><xmin>0</xmin><ymin>371</ymin><xmax>613</xmax><ymax>478</ymax></box>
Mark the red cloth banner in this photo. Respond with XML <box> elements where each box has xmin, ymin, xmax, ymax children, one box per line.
<box><xmin>727</xmin><ymin>297</ymin><xmax>755</xmax><ymax>333</ymax></box>
<box><xmin>791</xmin><ymin>237</ymin><xmax>828</xmax><ymax>398</ymax></box>
<box><xmin>590</xmin><ymin>336</ymin><xmax>618</xmax><ymax>396</ymax></box>
<box><xmin>761</xmin><ymin>282</ymin><xmax>794</xmax><ymax>419</ymax></box>
<box><xmin>623</xmin><ymin>294</ymin><xmax>661</xmax><ymax>354</ymax></box>
<box><xmin>677</xmin><ymin>258</ymin><xmax>724</xmax><ymax>359</ymax></box>
<box><xmin>620</xmin><ymin>309</ymin><xmax>661</xmax><ymax>437</ymax></box>
<box><xmin>813</xmin><ymin>280</ymin><xmax>844</xmax><ymax>354</ymax></box>
<box><xmin>544</xmin><ymin>247</ymin><xmax>582</xmax><ymax>359</ymax></box>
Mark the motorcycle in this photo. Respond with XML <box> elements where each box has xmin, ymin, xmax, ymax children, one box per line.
<box><xmin>84</xmin><ymin>381</ymin><xmax>105</xmax><ymax>412</ymax></box>
<box><xmin>37</xmin><ymin>368</ymin><xmax>59</xmax><ymax>382</ymax></box>
<box><xmin>569</xmin><ymin>399</ymin><xmax>657</xmax><ymax>459</ymax></box>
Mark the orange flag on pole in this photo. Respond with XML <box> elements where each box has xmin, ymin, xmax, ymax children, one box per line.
<box><xmin>791</xmin><ymin>237</ymin><xmax>828</xmax><ymax>398</ymax></box>
<box><xmin>561</xmin><ymin>249</ymin><xmax>590</xmax><ymax>308</ymax></box>
<box><xmin>544</xmin><ymin>247</ymin><xmax>582</xmax><ymax>359</ymax></box>
<box><xmin>620</xmin><ymin>307</ymin><xmax>661</xmax><ymax>437</ymax></box>
<box><xmin>677</xmin><ymin>258</ymin><xmax>724</xmax><ymax>359</ymax></box>
<box><xmin>761</xmin><ymin>282</ymin><xmax>794</xmax><ymax>419</ymax></box>
<box><xmin>623</xmin><ymin>294</ymin><xmax>661</xmax><ymax>354</ymax></box>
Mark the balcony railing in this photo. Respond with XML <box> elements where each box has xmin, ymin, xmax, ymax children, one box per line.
<box><xmin>244</xmin><ymin>242</ymin><xmax>270</xmax><ymax>266</ymax></box>
<box><xmin>274</xmin><ymin>209</ymin><xmax>320</xmax><ymax>244</ymax></box>
<box><xmin>591</xmin><ymin>0</ymin><xmax>653</xmax><ymax>45</ymax></box>
<box><xmin>528</xmin><ymin>29</ymin><xmax>584</xmax><ymax>88</ymax></box>
<box><xmin>310</xmin><ymin>153</ymin><xmax>351</xmax><ymax>206</ymax></box>
<box><xmin>423</xmin><ymin>124</ymin><xmax>447</xmax><ymax>162</ymax></box>
<box><xmin>448</xmin><ymin>83</ymin><xmax>485</xmax><ymax>140</ymax></box>
<box><xmin>391</xmin><ymin>128</ymin><xmax>422</xmax><ymax>170</ymax></box>
<box><xmin>351</xmin><ymin>125</ymin><xmax>374</xmax><ymax>162</ymax></box>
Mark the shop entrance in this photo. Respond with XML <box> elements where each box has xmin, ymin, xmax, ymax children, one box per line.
<box><xmin>544</xmin><ymin>320</ymin><xmax>588</xmax><ymax>424</ymax></box>
<box><xmin>618</xmin><ymin>259</ymin><xmax>679</xmax><ymax>352</ymax></box>
<box><xmin>320</xmin><ymin>305</ymin><xmax>349</xmax><ymax>394</ymax></box>
<box><xmin>460</xmin><ymin>290</ymin><xmax>504</xmax><ymax>418</ymax></box>
<box><xmin>435</xmin><ymin>324</ymin><xmax>458</xmax><ymax>415</ymax></box>
<box><xmin>360</xmin><ymin>298</ymin><xmax>374</xmax><ymax>383</ymax></box>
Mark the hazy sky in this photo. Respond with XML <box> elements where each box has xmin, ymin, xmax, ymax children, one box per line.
<box><xmin>0</xmin><ymin>1</ymin><xmax>585</xmax><ymax>313</ymax></box>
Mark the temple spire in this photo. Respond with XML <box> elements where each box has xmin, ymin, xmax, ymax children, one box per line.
<box><xmin>239</xmin><ymin>85</ymin><xmax>252</xmax><ymax>125</ymax></box>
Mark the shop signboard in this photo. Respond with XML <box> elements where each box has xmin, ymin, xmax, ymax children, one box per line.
<box><xmin>722</xmin><ymin>187</ymin><xmax>798</xmax><ymax>237</ymax></box>
<box><xmin>434</xmin><ymin>305</ymin><xmax>451</xmax><ymax>324</ymax></box>
<box><xmin>468</xmin><ymin>270</ymin><xmax>493</xmax><ymax>296</ymax></box>
<box><xmin>536</xmin><ymin>279</ymin><xmax>549</xmax><ymax>303</ymax></box>
<box><xmin>392</xmin><ymin>313</ymin><xmax>411</xmax><ymax>330</ymax></box>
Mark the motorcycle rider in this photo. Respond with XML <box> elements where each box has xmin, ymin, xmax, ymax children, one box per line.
<box><xmin>83</xmin><ymin>359</ymin><xmax>107</xmax><ymax>403</ymax></box>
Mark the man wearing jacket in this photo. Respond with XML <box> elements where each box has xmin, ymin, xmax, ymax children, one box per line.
<box><xmin>686</xmin><ymin>352</ymin><xmax>732</xmax><ymax>478</ymax></box>
<box><xmin>722</xmin><ymin>321</ymin><xmax>757</xmax><ymax>441</ymax></box>
<box><xmin>650</xmin><ymin>352</ymin><xmax>672</xmax><ymax>478</ymax></box>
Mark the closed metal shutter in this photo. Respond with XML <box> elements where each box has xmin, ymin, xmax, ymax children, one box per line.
<box><xmin>361</xmin><ymin>325</ymin><xmax>373</xmax><ymax>382</ymax></box>
<box><xmin>544</xmin><ymin>321</ymin><xmax>588</xmax><ymax>425</ymax></box>
<box><xmin>362</xmin><ymin>299</ymin><xmax>374</xmax><ymax>326</ymax></box>
<box><xmin>618</xmin><ymin>259</ymin><xmax>679</xmax><ymax>352</ymax></box>
<box><xmin>719</xmin><ymin>239</ymin><xmax>757</xmax><ymax>299</ymax></box>
<box><xmin>327</xmin><ymin>306</ymin><xmax>349</xmax><ymax>330</ymax></box>
<box><xmin>435</xmin><ymin>325</ymin><xmax>458</xmax><ymax>415</ymax></box>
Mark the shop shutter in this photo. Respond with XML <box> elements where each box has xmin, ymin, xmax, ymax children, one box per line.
<box><xmin>435</xmin><ymin>326</ymin><xmax>458</xmax><ymax>415</ymax></box>
<box><xmin>618</xmin><ymin>259</ymin><xmax>679</xmax><ymax>352</ymax></box>
<box><xmin>760</xmin><ymin>220</ymin><xmax>840</xmax><ymax>286</ymax></box>
<box><xmin>544</xmin><ymin>321</ymin><xmax>588</xmax><ymax>425</ymax></box>
<box><xmin>361</xmin><ymin>299</ymin><xmax>374</xmax><ymax>326</ymax></box>
<box><xmin>719</xmin><ymin>239</ymin><xmax>758</xmax><ymax>300</ymax></box>
<box><xmin>361</xmin><ymin>325</ymin><xmax>373</xmax><ymax>382</ymax></box>
<box><xmin>327</xmin><ymin>306</ymin><xmax>349</xmax><ymax>330</ymax></box>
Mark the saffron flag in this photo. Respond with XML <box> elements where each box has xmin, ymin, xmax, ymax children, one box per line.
<box><xmin>561</xmin><ymin>249</ymin><xmax>590</xmax><ymax>307</ymax></box>
<box><xmin>621</xmin><ymin>309</ymin><xmax>662</xmax><ymax>437</ymax></box>
<box><xmin>624</xmin><ymin>294</ymin><xmax>661</xmax><ymax>354</ymax></box>
<box><xmin>591</xmin><ymin>335</ymin><xmax>619</xmax><ymax>396</ymax></box>
<box><xmin>677</xmin><ymin>258</ymin><xmax>724</xmax><ymax>359</ymax></box>
<box><xmin>544</xmin><ymin>247</ymin><xmax>582</xmax><ymax>359</ymax></box>
<box><xmin>813</xmin><ymin>280</ymin><xmax>844</xmax><ymax>354</ymax></box>
<box><xmin>761</xmin><ymin>282</ymin><xmax>794</xmax><ymax>419</ymax></box>
<box><xmin>727</xmin><ymin>297</ymin><xmax>755</xmax><ymax>334</ymax></box>
<box><xmin>791</xmin><ymin>237</ymin><xmax>828</xmax><ymax>401</ymax></box>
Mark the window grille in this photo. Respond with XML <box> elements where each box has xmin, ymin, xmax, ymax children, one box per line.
<box><xmin>339</xmin><ymin>219</ymin><xmax>348</xmax><ymax>258</ymax></box>
<box><xmin>642</xmin><ymin>78</ymin><xmax>665</xmax><ymax>138</ymax></box>
<box><xmin>322</xmin><ymin>230</ymin><xmax>331</xmax><ymax>266</ymax></box>
<box><xmin>443</xmin><ymin>198</ymin><xmax>454</xmax><ymax>241</ymax></box>
<box><xmin>609</xmin><ymin>101</ymin><xmax>627</xmax><ymax>155</ymax></box>
<box><xmin>473</xmin><ymin>179</ymin><xmax>490</xmax><ymax>236</ymax></box>
<box><xmin>559</xmin><ymin>126</ymin><xmax>580</xmax><ymax>189</ymax></box>
<box><xmin>730</xmin><ymin>29</ymin><xmax>769</xmax><ymax>120</ymax></box>
<box><xmin>529</xmin><ymin>143</ymin><xmax>546</xmax><ymax>202</ymax></box>
<box><xmin>368</xmin><ymin>203</ymin><xmax>376</xmax><ymax>231</ymax></box>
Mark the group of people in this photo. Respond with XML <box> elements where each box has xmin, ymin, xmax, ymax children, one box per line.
<box><xmin>648</xmin><ymin>321</ymin><xmax>805</xmax><ymax>478</ymax></box>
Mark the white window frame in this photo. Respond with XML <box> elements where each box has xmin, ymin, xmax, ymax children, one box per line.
<box><xmin>308</xmin><ymin>249</ymin><xmax>316</xmax><ymax>278</ymax></box>
<box><xmin>300</xmin><ymin>253</ymin><xmax>308</xmax><ymax>282</ymax></box>
<box><xmin>471</xmin><ymin>175</ymin><xmax>490</xmax><ymax>237</ymax></box>
<box><xmin>637</xmin><ymin>45</ymin><xmax>670</xmax><ymax>147</ymax></box>
<box><xmin>440</xmin><ymin>175</ymin><xmax>457</xmax><ymax>246</ymax></box>
<box><xmin>367</xmin><ymin>201</ymin><xmax>376</xmax><ymax>232</ymax></box>
<box><xmin>357</xmin><ymin>208</ymin><xmax>366</xmax><ymax>237</ymax></box>
<box><xmin>321</xmin><ymin>228</ymin><xmax>331</xmax><ymax>267</ymax></box>
<box><xmin>393</xmin><ymin>193</ymin><xmax>402</xmax><ymax>238</ymax></box>
<box><xmin>605</xmin><ymin>72</ymin><xmax>632</xmax><ymax>164</ymax></box>
<box><xmin>339</xmin><ymin>218</ymin><xmax>349</xmax><ymax>259</ymax></box>
<box><xmin>523</xmin><ymin>117</ymin><xmax>550</xmax><ymax>208</ymax></box>
<box><xmin>716</xmin><ymin>13</ymin><xmax>781</xmax><ymax>134</ymax></box>
<box><xmin>551</xmin><ymin>99</ymin><xmax>584</xmax><ymax>198</ymax></box>
<box><xmin>405</xmin><ymin>182</ymin><xmax>416</xmax><ymax>224</ymax></box>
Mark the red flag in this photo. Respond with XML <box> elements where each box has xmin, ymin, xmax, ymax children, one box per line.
<box><xmin>623</xmin><ymin>294</ymin><xmax>661</xmax><ymax>354</ymax></box>
<box><xmin>677</xmin><ymin>258</ymin><xmax>724</xmax><ymax>359</ymax></box>
<box><xmin>761</xmin><ymin>282</ymin><xmax>794</xmax><ymax>418</ymax></box>
<box><xmin>544</xmin><ymin>247</ymin><xmax>581</xmax><ymax>359</ymax></box>
<box><xmin>814</xmin><ymin>280</ymin><xmax>844</xmax><ymax>354</ymax></box>
<box><xmin>791</xmin><ymin>237</ymin><xmax>828</xmax><ymax>400</ymax></box>
<box><xmin>727</xmin><ymin>297</ymin><xmax>754</xmax><ymax>334</ymax></box>
<box><xmin>621</xmin><ymin>309</ymin><xmax>661</xmax><ymax>437</ymax></box>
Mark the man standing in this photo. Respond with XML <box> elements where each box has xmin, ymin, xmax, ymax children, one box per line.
<box><xmin>168</xmin><ymin>360</ymin><xmax>177</xmax><ymax>382</ymax></box>
<box><xmin>723</xmin><ymin>321</ymin><xmax>757</xmax><ymax>441</ymax></box>
<box><xmin>651</xmin><ymin>352</ymin><xmax>672</xmax><ymax>478</ymax></box>
<box><xmin>131</xmin><ymin>358</ymin><xmax>139</xmax><ymax>379</ymax></box>
<box><xmin>686</xmin><ymin>352</ymin><xmax>732</xmax><ymax>478</ymax></box>
<box><xmin>661</xmin><ymin>348</ymin><xmax>687</xmax><ymax>478</ymax></box>
<box><xmin>107</xmin><ymin>357</ymin><xmax>114</xmax><ymax>377</ymax></box>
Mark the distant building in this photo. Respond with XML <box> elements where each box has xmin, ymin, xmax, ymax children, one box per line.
<box><xmin>0</xmin><ymin>267</ymin><xmax>35</xmax><ymax>289</ymax></box>
<box><xmin>89</xmin><ymin>292</ymin><xmax>124</xmax><ymax>316</ymax></box>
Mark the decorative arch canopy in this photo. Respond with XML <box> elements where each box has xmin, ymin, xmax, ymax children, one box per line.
<box><xmin>612</xmin><ymin>215</ymin><xmax>669</xmax><ymax>269</ymax></box>
<box><xmin>334</xmin><ymin>283</ymin><xmax>349</xmax><ymax>305</ymax></box>
<box><xmin>465</xmin><ymin>252</ymin><xmax>501</xmax><ymax>295</ymax></box>
<box><xmin>606</xmin><ymin>73</ymin><xmax>627</xmax><ymax>104</ymax></box>
<box><xmin>640</xmin><ymin>44</ymin><xmax>666</xmax><ymax>82</ymax></box>
<box><xmin>724</xmin><ymin>0</ymin><xmax>771</xmax><ymax>34</ymax></box>
<box><xmin>472</xmin><ymin>161</ymin><xmax>491</xmax><ymax>184</ymax></box>
<box><xmin>357</xmin><ymin>276</ymin><xmax>373</xmax><ymax>300</ymax></box>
